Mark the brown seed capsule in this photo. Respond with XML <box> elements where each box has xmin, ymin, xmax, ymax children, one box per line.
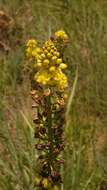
<box><xmin>58</xmin><ymin>158</ymin><xmax>65</xmax><ymax>164</ymax></box>
<box><xmin>32</xmin><ymin>104</ymin><xmax>38</xmax><ymax>108</ymax></box>
<box><xmin>51</xmin><ymin>171</ymin><xmax>61</xmax><ymax>183</ymax></box>
<box><xmin>53</xmin><ymin>148</ymin><xmax>60</xmax><ymax>155</ymax></box>
<box><xmin>41</xmin><ymin>163</ymin><xmax>50</xmax><ymax>177</ymax></box>
<box><xmin>38</xmin><ymin>155</ymin><xmax>44</xmax><ymax>160</ymax></box>
<box><xmin>99</xmin><ymin>181</ymin><xmax>107</xmax><ymax>190</ymax></box>
<box><xmin>57</xmin><ymin>98</ymin><xmax>65</xmax><ymax>106</ymax></box>
<box><xmin>59</xmin><ymin>143</ymin><xmax>64</xmax><ymax>150</ymax></box>
<box><xmin>34</xmin><ymin>94</ymin><xmax>39</xmax><ymax>99</ymax></box>
<box><xmin>33</xmin><ymin>117</ymin><xmax>40</xmax><ymax>124</ymax></box>
<box><xmin>35</xmin><ymin>144</ymin><xmax>45</xmax><ymax>150</ymax></box>
<box><xmin>30</xmin><ymin>90</ymin><xmax>36</xmax><ymax>96</ymax></box>
<box><xmin>34</xmin><ymin>132</ymin><xmax>39</xmax><ymax>138</ymax></box>
<box><xmin>50</xmin><ymin>35</ymin><xmax>55</xmax><ymax>41</ymax></box>
<box><xmin>43</xmin><ymin>88</ymin><xmax>51</xmax><ymax>96</ymax></box>
<box><xmin>45</xmin><ymin>142</ymin><xmax>51</xmax><ymax>149</ymax></box>
<box><xmin>39</xmin><ymin>128</ymin><xmax>46</xmax><ymax>135</ymax></box>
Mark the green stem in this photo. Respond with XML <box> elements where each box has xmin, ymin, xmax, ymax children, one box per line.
<box><xmin>46</xmin><ymin>95</ymin><xmax>54</xmax><ymax>173</ymax></box>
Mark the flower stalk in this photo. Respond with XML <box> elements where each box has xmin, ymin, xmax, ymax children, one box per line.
<box><xmin>26</xmin><ymin>30</ymin><xmax>69</xmax><ymax>190</ymax></box>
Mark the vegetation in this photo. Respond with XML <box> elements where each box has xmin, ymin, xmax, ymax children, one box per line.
<box><xmin>0</xmin><ymin>0</ymin><xmax>107</xmax><ymax>189</ymax></box>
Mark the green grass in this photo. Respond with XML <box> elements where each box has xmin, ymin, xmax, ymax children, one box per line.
<box><xmin>0</xmin><ymin>0</ymin><xmax>107</xmax><ymax>189</ymax></box>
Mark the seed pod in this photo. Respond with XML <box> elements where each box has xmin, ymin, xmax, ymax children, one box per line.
<box><xmin>51</xmin><ymin>171</ymin><xmax>61</xmax><ymax>183</ymax></box>
<box><xmin>33</xmin><ymin>117</ymin><xmax>40</xmax><ymax>124</ymax></box>
<box><xmin>58</xmin><ymin>158</ymin><xmax>65</xmax><ymax>164</ymax></box>
<box><xmin>39</xmin><ymin>127</ymin><xmax>46</xmax><ymax>135</ymax></box>
<box><xmin>40</xmin><ymin>163</ymin><xmax>50</xmax><ymax>177</ymax></box>
<box><xmin>35</xmin><ymin>144</ymin><xmax>45</xmax><ymax>150</ymax></box>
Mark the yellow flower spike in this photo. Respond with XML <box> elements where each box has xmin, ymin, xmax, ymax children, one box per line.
<box><xmin>59</xmin><ymin>63</ymin><xmax>67</xmax><ymax>69</ymax></box>
<box><xmin>56</xmin><ymin>58</ymin><xmax>62</xmax><ymax>65</ymax></box>
<box><xmin>49</xmin><ymin>66</ymin><xmax>56</xmax><ymax>72</ymax></box>
<box><xmin>31</xmin><ymin>38</ymin><xmax>68</xmax><ymax>90</ymax></box>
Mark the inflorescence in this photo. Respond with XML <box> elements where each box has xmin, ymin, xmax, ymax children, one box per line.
<box><xmin>26</xmin><ymin>30</ymin><xmax>69</xmax><ymax>190</ymax></box>
<box><xmin>26</xmin><ymin>30</ymin><xmax>69</xmax><ymax>91</ymax></box>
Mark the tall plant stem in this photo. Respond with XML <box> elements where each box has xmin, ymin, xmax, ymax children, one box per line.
<box><xmin>46</xmin><ymin>94</ymin><xmax>54</xmax><ymax>173</ymax></box>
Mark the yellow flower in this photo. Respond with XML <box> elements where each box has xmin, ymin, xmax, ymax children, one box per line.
<box><xmin>47</xmin><ymin>53</ymin><xmax>52</xmax><ymax>58</ymax></box>
<box><xmin>52</xmin><ymin>56</ymin><xmax>57</xmax><ymax>61</ymax></box>
<box><xmin>41</xmin><ymin>53</ymin><xmax>46</xmax><ymax>59</ymax></box>
<box><xmin>43</xmin><ymin>59</ymin><xmax>50</xmax><ymax>66</ymax></box>
<box><xmin>49</xmin><ymin>66</ymin><xmax>56</xmax><ymax>72</ymax></box>
<box><xmin>26</xmin><ymin>39</ymin><xmax>37</xmax><ymax>47</ymax></box>
<box><xmin>53</xmin><ymin>51</ymin><xmax>60</xmax><ymax>57</ymax></box>
<box><xmin>26</xmin><ymin>47</ymin><xmax>31</xmax><ymax>58</ymax></box>
<box><xmin>42</xmin><ymin>178</ymin><xmax>51</xmax><ymax>188</ymax></box>
<box><xmin>34</xmin><ymin>176</ymin><xmax>41</xmax><ymax>186</ymax></box>
<box><xmin>36</xmin><ymin>48</ymin><xmax>41</xmax><ymax>53</ymax></box>
<box><xmin>32</xmin><ymin>50</ymin><xmax>38</xmax><ymax>58</ymax></box>
<box><xmin>47</xmin><ymin>46</ymin><xmax>51</xmax><ymax>51</ymax></box>
<box><xmin>32</xmin><ymin>39</ymin><xmax>68</xmax><ymax>91</ymax></box>
<box><xmin>26</xmin><ymin>39</ymin><xmax>40</xmax><ymax>60</ymax></box>
<box><xmin>55</xmin><ymin>30</ymin><xmax>68</xmax><ymax>40</ymax></box>
<box><xmin>37</xmin><ymin>62</ymin><xmax>42</xmax><ymax>67</ymax></box>
<box><xmin>59</xmin><ymin>63</ymin><xmax>67</xmax><ymax>69</ymax></box>
<box><xmin>44</xmin><ymin>49</ymin><xmax>48</xmax><ymax>54</ymax></box>
<box><xmin>56</xmin><ymin>58</ymin><xmax>62</xmax><ymax>65</ymax></box>
<box><xmin>55</xmin><ymin>52</ymin><xmax>60</xmax><ymax>57</ymax></box>
<box><xmin>50</xmin><ymin>49</ymin><xmax>54</xmax><ymax>54</ymax></box>
<box><xmin>35</xmin><ymin>70</ymin><xmax>51</xmax><ymax>85</ymax></box>
<box><xmin>53</xmin><ymin>69</ymin><xmax>68</xmax><ymax>90</ymax></box>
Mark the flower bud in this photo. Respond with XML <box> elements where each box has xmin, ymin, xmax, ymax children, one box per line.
<box><xmin>59</xmin><ymin>63</ymin><xmax>67</xmax><ymax>69</ymax></box>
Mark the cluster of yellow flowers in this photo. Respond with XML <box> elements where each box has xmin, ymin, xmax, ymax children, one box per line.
<box><xmin>35</xmin><ymin>40</ymin><xmax>68</xmax><ymax>90</ymax></box>
<box><xmin>54</xmin><ymin>30</ymin><xmax>68</xmax><ymax>41</ymax></box>
<box><xmin>26</xmin><ymin>30</ymin><xmax>68</xmax><ymax>91</ymax></box>
<box><xmin>26</xmin><ymin>39</ymin><xmax>41</xmax><ymax>59</ymax></box>
<box><xmin>35</xmin><ymin>177</ymin><xmax>59</xmax><ymax>190</ymax></box>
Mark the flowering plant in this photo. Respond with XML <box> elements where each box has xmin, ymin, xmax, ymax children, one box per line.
<box><xmin>26</xmin><ymin>30</ymin><xmax>69</xmax><ymax>190</ymax></box>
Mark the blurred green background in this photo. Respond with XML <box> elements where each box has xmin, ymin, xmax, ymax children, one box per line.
<box><xmin>0</xmin><ymin>0</ymin><xmax>107</xmax><ymax>189</ymax></box>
